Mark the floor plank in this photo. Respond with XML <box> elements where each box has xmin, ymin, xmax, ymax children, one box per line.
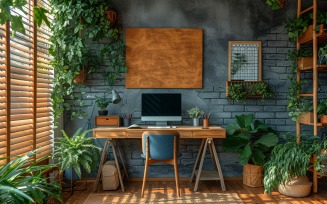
<box><xmin>56</xmin><ymin>179</ymin><xmax>327</xmax><ymax>204</ymax></box>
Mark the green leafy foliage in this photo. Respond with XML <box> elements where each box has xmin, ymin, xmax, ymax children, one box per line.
<box><xmin>231</xmin><ymin>53</ymin><xmax>247</xmax><ymax>75</ymax></box>
<box><xmin>263</xmin><ymin>135</ymin><xmax>320</xmax><ymax>194</ymax></box>
<box><xmin>95</xmin><ymin>96</ymin><xmax>111</xmax><ymax>110</ymax></box>
<box><xmin>227</xmin><ymin>83</ymin><xmax>246</xmax><ymax>102</ymax></box>
<box><xmin>50</xmin><ymin>0</ymin><xmax>127</xmax><ymax>121</ymax></box>
<box><xmin>284</xmin><ymin>16</ymin><xmax>310</xmax><ymax>42</ymax></box>
<box><xmin>288</xmin><ymin>98</ymin><xmax>313</xmax><ymax>121</ymax></box>
<box><xmin>0</xmin><ymin>150</ymin><xmax>61</xmax><ymax>204</ymax></box>
<box><xmin>266</xmin><ymin>0</ymin><xmax>286</xmax><ymax>10</ymax></box>
<box><xmin>223</xmin><ymin>114</ymin><xmax>278</xmax><ymax>166</ymax></box>
<box><xmin>53</xmin><ymin>128</ymin><xmax>101</xmax><ymax>179</ymax></box>
<box><xmin>319</xmin><ymin>43</ymin><xmax>327</xmax><ymax>64</ymax></box>
<box><xmin>187</xmin><ymin>107</ymin><xmax>204</xmax><ymax>119</ymax></box>
<box><xmin>0</xmin><ymin>0</ymin><xmax>50</xmax><ymax>35</ymax></box>
<box><xmin>248</xmin><ymin>82</ymin><xmax>274</xmax><ymax>100</ymax></box>
<box><xmin>318</xmin><ymin>98</ymin><xmax>327</xmax><ymax>117</ymax></box>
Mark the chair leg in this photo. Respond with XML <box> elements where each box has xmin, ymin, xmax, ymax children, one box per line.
<box><xmin>174</xmin><ymin>159</ymin><xmax>180</xmax><ymax>197</ymax></box>
<box><xmin>141</xmin><ymin>159</ymin><xmax>149</xmax><ymax>198</ymax></box>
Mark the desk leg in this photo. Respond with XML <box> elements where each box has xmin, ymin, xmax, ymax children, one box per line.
<box><xmin>190</xmin><ymin>139</ymin><xmax>205</xmax><ymax>182</ymax></box>
<box><xmin>93</xmin><ymin>139</ymin><xmax>109</xmax><ymax>192</ymax></box>
<box><xmin>210</xmin><ymin>139</ymin><xmax>226</xmax><ymax>191</ymax></box>
<box><xmin>111</xmin><ymin>139</ymin><xmax>125</xmax><ymax>192</ymax></box>
<box><xmin>194</xmin><ymin>138</ymin><xmax>209</xmax><ymax>192</ymax></box>
<box><xmin>115</xmin><ymin>140</ymin><xmax>129</xmax><ymax>181</ymax></box>
<box><xmin>208</xmin><ymin>142</ymin><xmax>216</xmax><ymax>171</ymax></box>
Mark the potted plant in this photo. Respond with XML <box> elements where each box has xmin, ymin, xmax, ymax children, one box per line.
<box><xmin>95</xmin><ymin>96</ymin><xmax>111</xmax><ymax>116</ymax></box>
<box><xmin>187</xmin><ymin>107</ymin><xmax>204</xmax><ymax>126</ymax></box>
<box><xmin>104</xmin><ymin>8</ymin><xmax>117</xmax><ymax>26</ymax></box>
<box><xmin>263</xmin><ymin>135</ymin><xmax>319</xmax><ymax>197</ymax></box>
<box><xmin>288</xmin><ymin>98</ymin><xmax>313</xmax><ymax>122</ymax></box>
<box><xmin>284</xmin><ymin>16</ymin><xmax>310</xmax><ymax>42</ymax></box>
<box><xmin>318</xmin><ymin>98</ymin><xmax>327</xmax><ymax>123</ymax></box>
<box><xmin>53</xmin><ymin>129</ymin><xmax>101</xmax><ymax>183</ymax></box>
<box><xmin>227</xmin><ymin>83</ymin><xmax>247</xmax><ymax>102</ymax></box>
<box><xmin>0</xmin><ymin>150</ymin><xmax>61</xmax><ymax>203</ymax></box>
<box><xmin>248</xmin><ymin>82</ymin><xmax>274</xmax><ymax>100</ymax></box>
<box><xmin>223</xmin><ymin>114</ymin><xmax>278</xmax><ymax>187</ymax></box>
<box><xmin>266</xmin><ymin>0</ymin><xmax>288</xmax><ymax>10</ymax></box>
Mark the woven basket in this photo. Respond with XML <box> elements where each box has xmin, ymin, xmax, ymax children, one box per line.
<box><xmin>243</xmin><ymin>164</ymin><xmax>263</xmax><ymax>187</ymax></box>
<box><xmin>278</xmin><ymin>176</ymin><xmax>312</xmax><ymax>197</ymax></box>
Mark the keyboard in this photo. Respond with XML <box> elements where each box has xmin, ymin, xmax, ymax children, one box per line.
<box><xmin>147</xmin><ymin>126</ymin><xmax>176</xmax><ymax>129</ymax></box>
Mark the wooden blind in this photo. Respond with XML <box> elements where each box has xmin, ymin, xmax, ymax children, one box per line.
<box><xmin>0</xmin><ymin>0</ymin><xmax>53</xmax><ymax>164</ymax></box>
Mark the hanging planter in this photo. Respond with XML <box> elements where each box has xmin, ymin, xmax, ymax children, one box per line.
<box><xmin>73</xmin><ymin>68</ymin><xmax>87</xmax><ymax>84</ymax></box>
<box><xmin>104</xmin><ymin>8</ymin><xmax>117</xmax><ymax>26</ymax></box>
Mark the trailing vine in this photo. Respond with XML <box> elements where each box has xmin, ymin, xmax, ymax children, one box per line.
<box><xmin>50</xmin><ymin>0</ymin><xmax>127</xmax><ymax>121</ymax></box>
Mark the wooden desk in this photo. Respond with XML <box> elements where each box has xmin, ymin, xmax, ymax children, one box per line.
<box><xmin>93</xmin><ymin>126</ymin><xmax>226</xmax><ymax>192</ymax></box>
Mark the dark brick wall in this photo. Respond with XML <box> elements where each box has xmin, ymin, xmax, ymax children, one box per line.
<box><xmin>64</xmin><ymin>0</ymin><xmax>327</xmax><ymax>178</ymax></box>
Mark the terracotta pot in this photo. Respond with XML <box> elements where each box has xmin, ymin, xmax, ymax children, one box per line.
<box><xmin>243</xmin><ymin>164</ymin><xmax>263</xmax><ymax>187</ymax></box>
<box><xmin>73</xmin><ymin>69</ymin><xmax>87</xmax><ymax>84</ymax></box>
<box><xmin>320</xmin><ymin>115</ymin><xmax>327</xmax><ymax>124</ymax></box>
<box><xmin>104</xmin><ymin>9</ymin><xmax>117</xmax><ymax>26</ymax></box>
<box><xmin>276</xmin><ymin>0</ymin><xmax>287</xmax><ymax>8</ymax></box>
<box><xmin>298</xmin><ymin>112</ymin><xmax>314</xmax><ymax>124</ymax></box>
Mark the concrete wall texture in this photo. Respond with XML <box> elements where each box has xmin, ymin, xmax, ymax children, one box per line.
<box><xmin>64</xmin><ymin>0</ymin><xmax>327</xmax><ymax>178</ymax></box>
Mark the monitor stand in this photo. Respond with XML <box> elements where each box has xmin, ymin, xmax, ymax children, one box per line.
<box><xmin>155</xmin><ymin>121</ymin><xmax>167</xmax><ymax>126</ymax></box>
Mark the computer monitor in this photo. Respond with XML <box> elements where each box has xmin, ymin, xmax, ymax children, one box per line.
<box><xmin>141</xmin><ymin>93</ymin><xmax>182</xmax><ymax>126</ymax></box>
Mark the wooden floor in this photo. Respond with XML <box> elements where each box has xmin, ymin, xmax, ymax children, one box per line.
<box><xmin>58</xmin><ymin>179</ymin><xmax>327</xmax><ymax>204</ymax></box>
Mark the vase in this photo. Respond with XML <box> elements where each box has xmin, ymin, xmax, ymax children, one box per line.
<box><xmin>193</xmin><ymin>118</ymin><xmax>199</xmax><ymax>127</ymax></box>
<box><xmin>203</xmin><ymin>119</ymin><xmax>209</xmax><ymax>128</ymax></box>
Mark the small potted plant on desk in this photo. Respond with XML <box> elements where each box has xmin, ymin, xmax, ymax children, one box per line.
<box><xmin>223</xmin><ymin>114</ymin><xmax>278</xmax><ymax>187</ymax></box>
<box><xmin>95</xmin><ymin>96</ymin><xmax>111</xmax><ymax>116</ymax></box>
<box><xmin>187</xmin><ymin>107</ymin><xmax>204</xmax><ymax>127</ymax></box>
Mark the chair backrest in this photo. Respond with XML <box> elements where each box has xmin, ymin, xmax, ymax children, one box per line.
<box><xmin>142</xmin><ymin>131</ymin><xmax>180</xmax><ymax>160</ymax></box>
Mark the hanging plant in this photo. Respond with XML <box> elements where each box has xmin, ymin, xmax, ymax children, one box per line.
<box><xmin>266</xmin><ymin>0</ymin><xmax>288</xmax><ymax>10</ymax></box>
<box><xmin>50</xmin><ymin>0</ymin><xmax>126</xmax><ymax>121</ymax></box>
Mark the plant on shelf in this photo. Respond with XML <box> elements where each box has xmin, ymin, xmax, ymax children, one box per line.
<box><xmin>95</xmin><ymin>96</ymin><xmax>111</xmax><ymax>116</ymax></box>
<box><xmin>248</xmin><ymin>82</ymin><xmax>274</xmax><ymax>100</ymax></box>
<box><xmin>0</xmin><ymin>150</ymin><xmax>61</xmax><ymax>203</ymax></box>
<box><xmin>318</xmin><ymin>98</ymin><xmax>327</xmax><ymax>123</ymax></box>
<box><xmin>187</xmin><ymin>107</ymin><xmax>204</xmax><ymax>127</ymax></box>
<box><xmin>284</xmin><ymin>16</ymin><xmax>310</xmax><ymax>42</ymax></box>
<box><xmin>227</xmin><ymin>83</ymin><xmax>247</xmax><ymax>102</ymax></box>
<box><xmin>288</xmin><ymin>98</ymin><xmax>313</xmax><ymax>122</ymax></box>
<box><xmin>318</xmin><ymin>44</ymin><xmax>327</xmax><ymax>64</ymax></box>
<box><xmin>223</xmin><ymin>114</ymin><xmax>278</xmax><ymax>187</ymax></box>
<box><xmin>50</xmin><ymin>0</ymin><xmax>126</xmax><ymax>121</ymax></box>
<box><xmin>266</xmin><ymin>0</ymin><xmax>288</xmax><ymax>10</ymax></box>
<box><xmin>53</xmin><ymin>129</ymin><xmax>101</xmax><ymax>182</ymax></box>
<box><xmin>263</xmin><ymin>134</ymin><xmax>322</xmax><ymax>197</ymax></box>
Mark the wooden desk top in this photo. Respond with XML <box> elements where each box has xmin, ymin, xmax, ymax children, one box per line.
<box><xmin>93</xmin><ymin>126</ymin><xmax>226</xmax><ymax>139</ymax></box>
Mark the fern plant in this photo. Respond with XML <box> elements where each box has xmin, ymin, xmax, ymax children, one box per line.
<box><xmin>53</xmin><ymin>128</ymin><xmax>101</xmax><ymax>179</ymax></box>
<box><xmin>263</xmin><ymin>135</ymin><xmax>317</xmax><ymax>194</ymax></box>
<box><xmin>0</xmin><ymin>150</ymin><xmax>61</xmax><ymax>204</ymax></box>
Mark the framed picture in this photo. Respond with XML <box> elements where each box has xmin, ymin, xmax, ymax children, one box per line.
<box><xmin>228</xmin><ymin>41</ymin><xmax>262</xmax><ymax>81</ymax></box>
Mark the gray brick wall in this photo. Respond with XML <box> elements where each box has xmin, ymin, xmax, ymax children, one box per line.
<box><xmin>64</xmin><ymin>0</ymin><xmax>327</xmax><ymax>178</ymax></box>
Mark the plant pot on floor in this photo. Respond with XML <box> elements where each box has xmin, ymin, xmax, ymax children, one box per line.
<box><xmin>64</xmin><ymin>168</ymin><xmax>80</xmax><ymax>181</ymax></box>
<box><xmin>98</xmin><ymin>110</ymin><xmax>108</xmax><ymax>116</ymax></box>
<box><xmin>243</xmin><ymin>164</ymin><xmax>263</xmax><ymax>187</ymax></box>
<box><xmin>278</xmin><ymin>176</ymin><xmax>312</xmax><ymax>197</ymax></box>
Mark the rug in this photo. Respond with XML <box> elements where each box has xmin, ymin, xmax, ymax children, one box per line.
<box><xmin>83</xmin><ymin>192</ymin><xmax>244</xmax><ymax>204</ymax></box>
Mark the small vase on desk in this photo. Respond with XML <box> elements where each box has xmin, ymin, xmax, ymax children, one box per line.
<box><xmin>193</xmin><ymin>118</ymin><xmax>199</xmax><ymax>126</ymax></box>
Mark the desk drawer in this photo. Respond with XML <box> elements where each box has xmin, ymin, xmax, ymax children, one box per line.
<box><xmin>179</xmin><ymin>131</ymin><xmax>192</xmax><ymax>138</ymax></box>
<box><xmin>193</xmin><ymin>130</ymin><xmax>225</xmax><ymax>138</ymax></box>
<box><xmin>95</xmin><ymin>131</ymin><xmax>126</xmax><ymax>138</ymax></box>
<box><xmin>95</xmin><ymin>116</ymin><xmax>120</xmax><ymax>126</ymax></box>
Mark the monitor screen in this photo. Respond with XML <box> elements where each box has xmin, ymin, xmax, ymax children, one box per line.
<box><xmin>141</xmin><ymin>93</ymin><xmax>182</xmax><ymax>124</ymax></box>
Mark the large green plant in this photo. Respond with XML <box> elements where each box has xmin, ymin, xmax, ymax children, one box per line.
<box><xmin>0</xmin><ymin>150</ymin><xmax>61</xmax><ymax>204</ymax></box>
<box><xmin>223</xmin><ymin>114</ymin><xmax>278</xmax><ymax>166</ymax></box>
<box><xmin>263</xmin><ymin>135</ymin><xmax>319</xmax><ymax>194</ymax></box>
<box><xmin>50</xmin><ymin>0</ymin><xmax>126</xmax><ymax>121</ymax></box>
<box><xmin>53</xmin><ymin>128</ymin><xmax>101</xmax><ymax>179</ymax></box>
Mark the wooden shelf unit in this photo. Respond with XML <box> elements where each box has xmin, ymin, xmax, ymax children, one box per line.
<box><xmin>296</xmin><ymin>0</ymin><xmax>327</xmax><ymax>193</ymax></box>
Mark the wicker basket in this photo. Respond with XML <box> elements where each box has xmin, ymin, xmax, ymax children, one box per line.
<box><xmin>243</xmin><ymin>164</ymin><xmax>263</xmax><ymax>187</ymax></box>
<box><xmin>278</xmin><ymin>176</ymin><xmax>312</xmax><ymax>197</ymax></box>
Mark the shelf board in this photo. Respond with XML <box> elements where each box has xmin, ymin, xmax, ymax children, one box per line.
<box><xmin>195</xmin><ymin>170</ymin><xmax>221</xmax><ymax>181</ymax></box>
<box><xmin>297</xmin><ymin>57</ymin><xmax>327</xmax><ymax>72</ymax></box>
<box><xmin>298</xmin><ymin>24</ymin><xmax>327</xmax><ymax>45</ymax></box>
<box><xmin>299</xmin><ymin>122</ymin><xmax>327</xmax><ymax>127</ymax></box>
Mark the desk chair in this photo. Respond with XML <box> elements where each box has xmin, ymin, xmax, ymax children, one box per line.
<box><xmin>141</xmin><ymin>131</ymin><xmax>181</xmax><ymax>198</ymax></box>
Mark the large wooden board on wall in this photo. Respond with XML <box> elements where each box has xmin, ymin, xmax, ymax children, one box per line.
<box><xmin>126</xmin><ymin>28</ymin><xmax>203</xmax><ymax>88</ymax></box>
